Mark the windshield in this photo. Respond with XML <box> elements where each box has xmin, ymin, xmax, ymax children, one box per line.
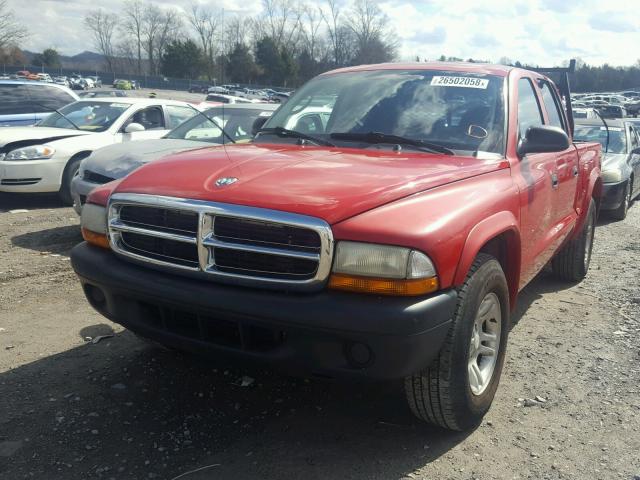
<box><xmin>574</xmin><ymin>125</ymin><xmax>626</xmax><ymax>154</ymax></box>
<box><xmin>38</xmin><ymin>101</ymin><xmax>131</xmax><ymax>132</ymax></box>
<box><xmin>165</xmin><ymin>107</ymin><xmax>274</xmax><ymax>143</ymax></box>
<box><xmin>258</xmin><ymin>69</ymin><xmax>506</xmax><ymax>155</ymax></box>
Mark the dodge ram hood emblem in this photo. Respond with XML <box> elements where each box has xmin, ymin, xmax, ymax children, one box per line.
<box><xmin>215</xmin><ymin>177</ymin><xmax>238</xmax><ymax>187</ymax></box>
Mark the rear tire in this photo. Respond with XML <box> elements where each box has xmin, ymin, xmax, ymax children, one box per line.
<box><xmin>404</xmin><ymin>254</ymin><xmax>510</xmax><ymax>431</ymax></box>
<box><xmin>552</xmin><ymin>198</ymin><xmax>596</xmax><ymax>281</ymax></box>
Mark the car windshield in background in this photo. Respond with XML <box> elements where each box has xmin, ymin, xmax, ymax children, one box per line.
<box><xmin>165</xmin><ymin>108</ymin><xmax>273</xmax><ymax>143</ymax></box>
<box><xmin>37</xmin><ymin>101</ymin><xmax>130</xmax><ymax>132</ymax></box>
<box><xmin>259</xmin><ymin>70</ymin><xmax>506</xmax><ymax>155</ymax></box>
<box><xmin>574</xmin><ymin>125</ymin><xmax>626</xmax><ymax>154</ymax></box>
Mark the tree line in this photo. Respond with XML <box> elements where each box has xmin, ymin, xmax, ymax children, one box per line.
<box><xmin>82</xmin><ymin>0</ymin><xmax>398</xmax><ymax>88</ymax></box>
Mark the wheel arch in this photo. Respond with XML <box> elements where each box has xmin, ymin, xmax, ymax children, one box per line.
<box><xmin>453</xmin><ymin>212</ymin><xmax>521</xmax><ymax>310</ymax></box>
<box><xmin>60</xmin><ymin>150</ymin><xmax>92</xmax><ymax>181</ymax></box>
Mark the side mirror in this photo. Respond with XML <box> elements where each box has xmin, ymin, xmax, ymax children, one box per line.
<box><xmin>252</xmin><ymin>116</ymin><xmax>269</xmax><ymax>136</ymax></box>
<box><xmin>124</xmin><ymin>122</ymin><xmax>145</xmax><ymax>133</ymax></box>
<box><xmin>517</xmin><ymin>126</ymin><xmax>570</xmax><ymax>157</ymax></box>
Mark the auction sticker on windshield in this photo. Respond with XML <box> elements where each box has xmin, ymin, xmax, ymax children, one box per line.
<box><xmin>430</xmin><ymin>76</ymin><xmax>489</xmax><ymax>89</ymax></box>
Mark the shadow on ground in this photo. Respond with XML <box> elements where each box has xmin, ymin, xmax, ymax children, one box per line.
<box><xmin>0</xmin><ymin>264</ymin><xmax>573</xmax><ymax>479</ymax></box>
<box><xmin>11</xmin><ymin>225</ymin><xmax>82</xmax><ymax>256</ymax></box>
<box><xmin>0</xmin><ymin>327</ymin><xmax>471</xmax><ymax>480</ymax></box>
<box><xmin>0</xmin><ymin>192</ymin><xmax>66</xmax><ymax>212</ymax></box>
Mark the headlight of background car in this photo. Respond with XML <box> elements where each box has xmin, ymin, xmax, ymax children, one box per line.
<box><xmin>5</xmin><ymin>145</ymin><xmax>55</xmax><ymax>161</ymax></box>
<box><xmin>601</xmin><ymin>168</ymin><xmax>623</xmax><ymax>183</ymax></box>
<box><xmin>328</xmin><ymin>241</ymin><xmax>438</xmax><ymax>296</ymax></box>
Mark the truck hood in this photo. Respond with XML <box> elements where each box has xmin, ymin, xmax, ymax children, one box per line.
<box><xmin>82</xmin><ymin>138</ymin><xmax>212</xmax><ymax>180</ymax></box>
<box><xmin>0</xmin><ymin>126</ymin><xmax>92</xmax><ymax>149</ymax></box>
<box><xmin>115</xmin><ymin>143</ymin><xmax>507</xmax><ymax>224</ymax></box>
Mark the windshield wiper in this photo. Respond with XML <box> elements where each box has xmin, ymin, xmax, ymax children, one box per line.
<box><xmin>189</xmin><ymin>110</ymin><xmax>235</xmax><ymax>144</ymax></box>
<box><xmin>258</xmin><ymin>126</ymin><xmax>335</xmax><ymax>147</ymax></box>
<box><xmin>32</xmin><ymin>102</ymin><xmax>80</xmax><ymax>130</ymax></box>
<box><xmin>330</xmin><ymin>131</ymin><xmax>454</xmax><ymax>155</ymax></box>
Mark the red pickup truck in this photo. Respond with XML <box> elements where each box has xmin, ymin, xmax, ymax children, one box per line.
<box><xmin>71</xmin><ymin>62</ymin><xmax>601</xmax><ymax>431</ymax></box>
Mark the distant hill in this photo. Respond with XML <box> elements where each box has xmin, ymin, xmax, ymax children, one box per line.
<box><xmin>22</xmin><ymin>50</ymin><xmax>106</xmax><ymax>70</ymax></box>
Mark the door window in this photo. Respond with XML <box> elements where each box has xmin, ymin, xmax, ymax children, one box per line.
<box><xmin>538</xmin><ymin>81</ymin><xmax>565</xmax><ymax>130</ymax></box>
<box><xmin>166</xmin><ymin>105</ymin><xmax>197</xmax><ymax>129</ymax></box>
<box><xmin>517</xmin><ymin>78</ymin><xmax>543</xmax><ymax>139</ymax></box>
<box><xmin>0</xmin><ymin>84</ymin><xmax>34</xmax><ymax>114</ymax></box>
<box><xmin>27</xmin><ymin>85</ymin><xmax>76</xmax><ymax>112</ymax></box>
<box><xmin>129</xmin><ymin>106</ymin><xmax>165</xmax><ymax>130</ymax></box>
<box><xmin>629</xmin><ymin>126</ymin><xmax>639</xmax><ymax>150</ymax></box>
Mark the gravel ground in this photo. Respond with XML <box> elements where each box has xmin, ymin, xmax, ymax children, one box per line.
<box><xmin>0</xmin><ymin>192</ymin><xmax>639</xmax><ymax>480</ymax></box>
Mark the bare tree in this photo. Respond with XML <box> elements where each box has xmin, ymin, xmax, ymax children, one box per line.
<box><xmin>224</xmin><ymin>15</ymin><xmax>251</xmax><ymax>55</ymax></box>
<box><xmin>344</xmin><ymin>0</ymin><xmax>397</xmax><ymax>64</ymax></box>
<box><xmin>122</xmin><ymin>0</ymin><xmax>145</xmax><ymax>74</ymax></box>
<box><xmin>188</xmin><ymin>3</ymin><xmax>221</xmax><ymax>80</ymax></box>
<box><xmin>260</xmin><ymin>0</ymin><xmax>302</xmax><ymax>50</ymax></box>
<box><xmin>300</xmin><ymin>3</ymin><xmax>323</xmax><ymax>60</ymax></box>
<box><xmin>84</xmin><ymin>9</ymin><xmax>119</xmax><ymax>72</ymax></box>
<box><xmin>153</xmin><ymin>8</ymin><xmax>182</xmax><ymax>75</ymax></box>
<box><xmin>0</xmin><ymin>0</ymin><xmax>26</xmax><ymax>50</ymax></box>
<box><xmin>321</xmin><ymin>0</ymin><xmax>344</xmax><ymax>66</ymax></box>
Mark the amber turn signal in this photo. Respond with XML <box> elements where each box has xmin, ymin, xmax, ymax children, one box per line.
<box><xmin>328</xmin><ymin>274</ymin><xmax>438</xmax><ymax>296</ymax></box>
<box><xmin>82</xmin><ymin>228</ymin><xmax>110</xmax><ymax>249</ymax></box>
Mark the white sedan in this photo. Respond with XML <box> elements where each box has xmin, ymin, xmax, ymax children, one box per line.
<box><xmin>0</xmin><ymin>98</ymin><xmax>198</xmax><ymax>204</ymax></box>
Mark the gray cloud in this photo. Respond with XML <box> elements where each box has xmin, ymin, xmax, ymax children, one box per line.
<box><xmin>410</xmin><ymin>26</ymin><xmax>446</xmax><ymax>44</ymax></box>
<box><xmin>589</xmin><ymin>13</ymin><xmax>636</xmax><ymax>33</ymax></box>
<box><xmin>470</xmin><ymin>32</ymin><xmax>499</xmax><ymax>48</ymax></box>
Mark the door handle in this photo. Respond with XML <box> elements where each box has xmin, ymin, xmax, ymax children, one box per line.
<box><xmin>572</xmin><ymin>165</ymin><xmax>579</xmax><ymax>177</ymax></box>
<box><xmin>551</xmin><ymin>172</ymin><xmax>559</xmax><ymax>189</ymax></box>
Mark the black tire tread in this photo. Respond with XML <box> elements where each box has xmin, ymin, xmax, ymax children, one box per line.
<box><xmin>552</xmin><ymin>198</ymin><xmax>596</xmax><ymax>281</ymax></box>
<box><xmin>404</xmin><ymin>253</ymin><xmax>496</xmax><ymax>430</ymax></box>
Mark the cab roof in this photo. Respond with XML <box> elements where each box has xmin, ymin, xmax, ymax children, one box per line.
<box><xmin>323</xmin><ymin>62</ymin><xmax>516</xmax><ymax>77</ymax></box>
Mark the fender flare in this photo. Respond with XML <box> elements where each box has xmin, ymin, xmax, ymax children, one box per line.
<box><xmin>453</xmin><ymin>211</ymin><xmax>521</xmax><ymax>306</ymax></box>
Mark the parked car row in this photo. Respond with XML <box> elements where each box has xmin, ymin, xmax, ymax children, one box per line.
<box><xmin>572</xmin><ymin>90</ymin><xmax>640</xmax><ymax>118</ymax></box>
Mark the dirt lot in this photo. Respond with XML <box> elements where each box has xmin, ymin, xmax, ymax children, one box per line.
<box><xmin>0</xmin><ymin>192</ymin><xmax>639</xmax><ymax>480</ymax></box>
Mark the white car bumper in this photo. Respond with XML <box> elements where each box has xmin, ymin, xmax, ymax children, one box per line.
<box><xmin>0</xmin><ymin>157</ymin><xmax>68</xmax><ymax>193</ymax></box>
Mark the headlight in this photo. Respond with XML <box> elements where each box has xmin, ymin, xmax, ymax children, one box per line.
<box><xmin>329</xmin><ymin>241</ymin><xmax>438</xmax><ymax>296</ymax></box>
<box><xmin>81</xmin><ymin>203</ymin><xmax>110</xmax><ymax>249</ymax></box>
<box><xmin>5</xmin><ymin>145</ymin><xmax>56</xmax><ymax>161</ymax></box>
<box><xmin>602</xmin><ymin>168</ymin><xmax>623</xmax><ymax>183</ymax></box>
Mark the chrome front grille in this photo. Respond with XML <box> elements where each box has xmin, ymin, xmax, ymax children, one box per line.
<box><xmin>108</xmin><ymin>193</ymin><xmax>333</xmax><ymax>291</ymax></box>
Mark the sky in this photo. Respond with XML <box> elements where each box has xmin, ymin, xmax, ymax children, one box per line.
<box><xmin>7</xmin><ymin>0</ymin><xmax>640</xmax><ymax>67</ymax></box>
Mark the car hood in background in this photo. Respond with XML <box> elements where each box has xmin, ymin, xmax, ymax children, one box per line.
<box><xmin>0</xmin><ymin>126</ymin><xmax>92</xmax><ymax>150</ymax></box>
<box><xmin>116</xmin><ymin>143</ymin><xmax>507</xmax><ymax>225</ymax></box>
<box><xmin>602</xmin><ymin>153</ymin><xmax>627</xmax><ymax>170</ymax></box>
<box><xmin>81</xmin><ymin>139</ymin><xmax>213</xmax><ymax>179</ymax></box>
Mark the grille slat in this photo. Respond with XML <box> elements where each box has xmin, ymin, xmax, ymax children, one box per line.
<box><xmin>108</xmin><ymin>195</ymin><xmax>333</xmax><ymax>290</ymax></box>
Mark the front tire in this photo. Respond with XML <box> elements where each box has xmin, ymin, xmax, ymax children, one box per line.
<box><xmin>551</xmin><ymin>198</ymin><xmax>596</xmax><ymax>281</ymax></box>
<box><xmin>58</xmin><ymin>157</ymin><xmax>84</xmax><ymax>206</ymax></box>
<box><xmin>404</xmin><ymin>254</ymin><xmax>510</xmax><ymax>431</ymax></box>
<box><xmin>610</xmin><ymin>181</ymin><xmax>631</xmax><ymax>221</ymax></box>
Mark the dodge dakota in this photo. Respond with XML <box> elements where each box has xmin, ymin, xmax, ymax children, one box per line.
<box><xmin>71</xmin><ymin>62</ymin><xmax>601</xmax><ymax>431</ymax></box>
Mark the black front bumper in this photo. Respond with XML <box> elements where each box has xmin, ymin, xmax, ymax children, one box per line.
<box><xmin>71</xmin><ymin>243</ymin><xmax>456</xmax><ymax>380</ymax></box>
<box><xmin>601</xmin><ymin>181</ymin><xmax>627</xmax><ymax>210</ymax></box>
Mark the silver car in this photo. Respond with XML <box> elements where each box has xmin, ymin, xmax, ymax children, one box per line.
<box><xmin>71</xmin><ymin>103</ymin><xmax>278</xmax><ymax>214</ymax></box>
